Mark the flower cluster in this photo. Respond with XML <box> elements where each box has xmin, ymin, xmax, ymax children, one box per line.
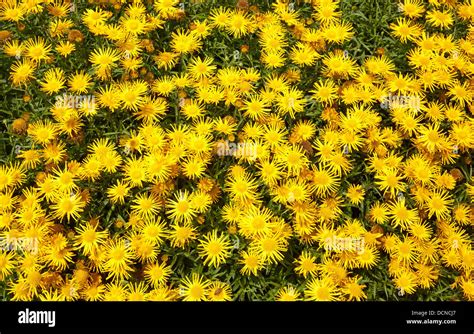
<box><xmin>0</xmin><ymin>0</ymin><xmax>473</xmax><ymax>301</ymax></box>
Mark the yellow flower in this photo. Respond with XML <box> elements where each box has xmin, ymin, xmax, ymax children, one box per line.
<box><xmin>239</xmin><ymin>250</ymin><xmax>262</xmax><ymax>276</ymax></box>
<box><xmin>390</xmin><ymin>18</ymin><xmax>423</xmax><ymax>43</ymax></box>
<box><xmin>294</xmin><ymin>251</ymin><xmax>318</xmax><ymax>278</ymax></box>
<box><xmin>144</xmin><ymin>262</ymin><xmax>172</xmax><ymax>288</ymax></box>
<box><xmin>179</xmin><ymin>273</ymin><xmax>211</xmax><ymax>301</ymax></box>
<box><xmin>198</xmin><ymin>230</ymin><xmax>232</xmax><ymax>268</ymax></box>
<box><xmin>39</xmin><ymin>68</ymin><xmax>66</xmax><ymax>95</ymax></box>
<box><xmin>394</xmin><ymin>270</ymin><xmax>418</xmax><ymax>295</ymax></box>
<box><xmin>166</xmin><ymin>190</ymin><xmax>197</xmax><ymax>223</ymax></box>
<box><xmin>250</xmin><ymin>232</ymin><xmax>287</xmax><ymax>265</ymax></box>
<box><xmin>68</xmin><ymin>71</ymin><xmax>92</xmax><ymax>93</ymax></box>
<box><xmin>208</xmin><ymin>281</ymin><xmax>232</xmax><ymax>301</ymax></box>
<box><xmin>346</xmin><ymin>184</ymin><xmax>365</xmax><ymax>205</ymax></box>
<box><xmin>104</xmin><ymin>239</ymin><xmax>134</xmax><ymax>282</ymax></box>
<box><xmin>342</xmin><ymin>276</ymin><xmax>367</xmax><ymax>301</ymax></box>
<box><xmin>131</xmin><ymin>192</ymin><xmax>161</xmax><ymax>219</ymax></box>
<box><xmin>305</xmin><ymin>277</ymin><xmax>341</xmax><ymax>301</ymax></box>
<box><xmin>168</xmin><ymin>221</ymin><xmax>197</xmax><ymax>248</ymax></box>
<box><xmin>276</xmin><ymin>286</ymin><xmax>301</xmax><ymax>301</ymax></box>
<box><xmin>74</xmin><ymin>222</ymin><xmax>108</xmax><ymax>255</ymax></box>
<box><xmin>170</xmin><ymin>29</ymin><xmax>202</xmax><ymax>54</ymax></box>
<box><xmin>398</xmin><ymin>0</ymin><xmax>425</xmax><ymax>18</ymax></box>
<box><xmin>50</xmin><ymin>192</ymin><xmax>85</xmax><ymax>222</ymax></box>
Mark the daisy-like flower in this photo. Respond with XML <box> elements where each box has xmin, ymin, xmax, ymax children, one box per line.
<box><xmin>179</xmin><ymin>273</ymin><xmax>211</xmax><ymax>301</ymax></box>
<box><xmin>426</xmin><ymin>9</ymin><xmax>454</xmax><ymax>29</ymax></box>
<box><xmin>89</xmin><ymin>47</ymin><xmax>121</xmax><ymax>79</ymax></box>
<box><xmin>131</xmin><ymin>192</ymin><xmax>161</xmax><ymax>219</ymax></box>
<box><xmin>50</xmin><ymin>192</ymin><xmax>86</xmax><ymax>222</ymax></box>
<box><xmin>425</xmin><ymin>190</ymin><xmax>453</xmax><ymax>220</ymax></box>
<box><xmin>250</xmin><ymin>232</ymin><xmax>287</xmax><ymax>265</ymax></box>
<box><xmin>374</xmin><ymin>168</ymin><xmax>406</xmax><ymax>197</ymax></box>
<box><xmin>207</xmin><ymin>281</ymin><xmax>232</xmax><ymax>301</ymax></box>
<box><xmin>311</xmin><ymin>79</ymin><xmax>338</xmax><ymax>105</ymax></box>
<box><xmin>276</xmin><ymin>286</ymin><xmax>302</xmax><ymax>301</ymax></box>
<box><xmin>23</xmin><ymin>37</ymin><xmax>52</xmax><ymax>63</ymax></box>
<box><xmin>68</xmin><ymin>71</ymin><xmax>93</xmax><ymax>93</ymax></box>
<box><xmin>447</xmin><ymin>80</ymin><xmax>473</xmax><ymax>107</ymax></box>
<box><xmin>225</xmin><ymin>10</ymin><xmax>252</xmax><ymax>37</ymax></box>
<box><xmin>170</xmin><ymin>29</ymin><xmax>202</xmax><ymax>54</ymax></box>
<box><xmin>311</xmin><ymin>165</ymin><xmax>340</xmax><ymax>197</ymax></box>
<box><xmin>168</xmin><ymin>221</ymin><xmax>197</xmax><ymax>248</ymax></box>
<box><xmin>188</xmin><ymin>56</ymin><xmax>216</xmax><ymax>79</ymax></box>
<box><xmin>294</xmin><ymin>251</ymin><xmax>318</xmax><ymax>278</ymax></box>
<box><xmin>394</xmin><ymin>269</ymin><xmax>418</xmax><ymax>295</ymax></box>
<box><xmin>27</xmin><ymin>120</ymin><xmax>59</xmax><ymax>145</ymax></box>
<box><xmin>144</xmin><ymin>262</ymin><xmax>172</xmax><ymax>288</ymax></box>
<box><xmin>39</xmin><ymin>68</ymin><xmax>66</xmax><ymax>95</ymax></box>
<box><xmin>198</xmin><ymin>230</ymin><xmax>232</xmax><ymax>268</ymax></box>
<box><xmin>398</xmin><ymin>0</ymin><xmax>425</xmax><ymax>18</ymax></box>
<box><xmin>346</xmin><ymin>184</ymin><xmax>365</xmax><ymax>205</ymax></box>
<box><xmin>342</xmin><ymin>276</ymin><xmax>367</xmax><ymax>301</ymax></box>
<box><xmin>106</xmin><ymin>180</ymin><xmax>130</xmax><ymax>204</ymax></box>
<box><xmin>104</xmin><ymin>239</ymin><xmax>134</xmax><ymax>282</ymax></box>
<box><xmin>390</xmin><ymin>18</ymin><xmax>423</xmax><ymax>43</ymax></box>
<box><xmin>321</xmin><ymin>21</ymin><xmax>354</xmax><ymax>45</ymax></box>
<box><xmin>74</xmin><ymin>222</ymin><xmax>108</xmax><ymax>255</ymax></box>
<box><xmin>305</xmin><ymin>277</ymin><xmax>341</xmax><ymax>301</ymax></box>
<box><xmin>166</xmin><ymin>190</ymin><xmax>197</xmax><ymax>223</ymax></box>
